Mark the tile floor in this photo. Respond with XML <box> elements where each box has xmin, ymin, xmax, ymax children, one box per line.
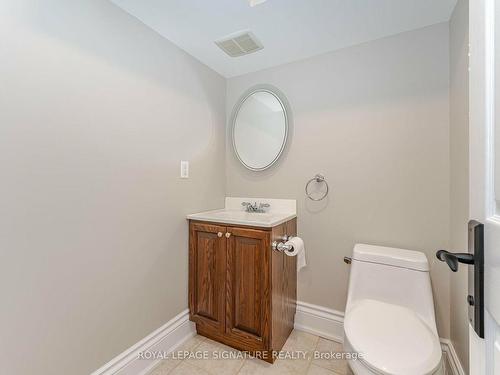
<box><xmin>148</xmin><ymin>330</ymin><xmax>351</xmax><ymax>375</ymax></box>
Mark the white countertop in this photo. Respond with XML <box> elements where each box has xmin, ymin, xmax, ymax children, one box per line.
<box><xmin>187</xmin><ymin>197</ymin><xmax>297</xmax><ymax>228</ymax></box>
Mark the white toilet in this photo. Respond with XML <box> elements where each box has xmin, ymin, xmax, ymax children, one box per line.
<box><xmin>343</xmin><ymin>244</ymin><xmax>443</xmax><ymax>375</ymax></box>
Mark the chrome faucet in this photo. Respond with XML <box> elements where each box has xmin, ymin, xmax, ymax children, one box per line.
<box><xmin>241</xmin><ymin>202</ymin><xmax>270</xmax><ymax>213</ymax></box>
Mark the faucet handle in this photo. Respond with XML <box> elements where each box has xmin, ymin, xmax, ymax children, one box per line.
<box><xmin>241</xmin><ymin>202</ymin><xmax>253</xmax><ymax>212</ymax></box>
<box><xmin>259</xmin><ymin>203</ymin><xmax>270</xmax><ymax>212</ymax></box>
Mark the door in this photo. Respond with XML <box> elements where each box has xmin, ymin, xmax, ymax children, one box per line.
<box><xmin>469</xmin><ymin>0</ymin><xmax>500</xmax><ymax>373</ymax></box>
<box><xmin>189</xmin><ymin>222</ymin><xmax>227</xmax><ymax>334</ymax></box>
<box><xmin>225</xmin><ymin>227</ymin><xmax>270</xmax><ymax>350</ymax></box>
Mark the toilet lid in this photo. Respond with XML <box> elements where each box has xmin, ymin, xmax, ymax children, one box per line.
<box><xmin>344</xmin><ymin>299</ymin><xmax>442</xmax><ymax>375</ymax></box>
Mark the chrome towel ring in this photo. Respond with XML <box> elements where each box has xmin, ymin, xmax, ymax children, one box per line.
<box><xmin>305</xmin><ymin>174</ymin><xmax>329</xmax><ymax>201</ymax></box>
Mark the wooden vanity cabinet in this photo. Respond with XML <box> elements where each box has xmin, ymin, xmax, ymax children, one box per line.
<box><xmin>188</xmin><ymin>219</ymin><xmax>297</xmax><ymax>363</ymax></box>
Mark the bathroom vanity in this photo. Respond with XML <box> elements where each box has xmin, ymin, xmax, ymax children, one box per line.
<box><xmin>187</xmin><ymin>198</ymin><xmax>297</xmax><ymax>362</ymax></box>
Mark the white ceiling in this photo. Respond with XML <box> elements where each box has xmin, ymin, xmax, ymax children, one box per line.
<box><xmin>111</xmin><ymin>0</ymin><xmax>457</xmax><ymax>78</ymax></box>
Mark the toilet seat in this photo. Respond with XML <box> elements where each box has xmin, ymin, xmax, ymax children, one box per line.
<box><xmin>344</xmin><ymin>299</ymin><xmax>442</xmax><ymax>375</ymax></box>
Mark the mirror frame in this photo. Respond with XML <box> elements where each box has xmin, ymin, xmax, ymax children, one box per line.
<box><xmin>231</xmin><ymin>85</ymin><xmax>291</xmax><ymax>171</ymax></box>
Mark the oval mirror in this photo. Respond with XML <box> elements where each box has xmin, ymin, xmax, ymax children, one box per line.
<box><xmin>232</xmin><ymin>88</ymin><xmax>289</xmax><ymax>171</ymax></box>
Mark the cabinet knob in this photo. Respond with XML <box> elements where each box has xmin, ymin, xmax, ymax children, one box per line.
<box><xmin>217</xmin><ymin>232</ymin><xmax>223</xmax><ymax>238</ymax></box>
<box><xmin>225</xmin><ymin>232</ymin><xmax>231</xmax><ymax>238</ymax></box>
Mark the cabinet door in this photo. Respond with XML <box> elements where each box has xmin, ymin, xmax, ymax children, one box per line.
<box><xmin>225</xmin><ymin>227</ymin><xmax>271</xmax><ymax>350</ymax></box>
<box><xmin>189</xmin><ymin>222</ymin><xmax>226</xmax><ymax>333</ymax></box>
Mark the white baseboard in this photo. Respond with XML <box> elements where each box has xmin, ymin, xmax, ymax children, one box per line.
<box><xmin>294</xmin><ymin>301</ymin><xmax>345</xmax><ymax>342</ymax></box>
<box><xmin>90</xmin><ymin>309</ymin><xmax>196</xmax><ymax>375</ymax></box>
<box><xmin>440</xmin><ymin>338</ymin><xmax>467</xmax><ymax>375</ymax></box>
<box><xmin>90</xmin><ymin>301</ymin><xmax>466</xmax><ymax>375</ymax></box>
<box><xmin>293</xmin><ymin>300</ymin><xmax>466</xmax><ymax>375</ymax></box>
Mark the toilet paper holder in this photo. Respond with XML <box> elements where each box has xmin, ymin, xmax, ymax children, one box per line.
<box><xmin>272</xmin><ymin>235</ymin><xmax>292</xmax><ymax>252</ymax></box>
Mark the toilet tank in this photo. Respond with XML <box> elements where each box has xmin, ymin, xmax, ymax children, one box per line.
<box><xmin>345</xmin><ymin>244</ymin><xmax>437</xmax><ymax>333</ymax></box>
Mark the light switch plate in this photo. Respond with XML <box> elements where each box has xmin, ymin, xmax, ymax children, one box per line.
<box><xmin>180</xmin><ymin>161</ymin><xmax>189</xmax><ymax>178</ymax></box>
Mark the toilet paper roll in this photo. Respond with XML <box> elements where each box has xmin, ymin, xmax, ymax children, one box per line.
<box><xmin>284</xmin><ymin>236</ymin><xmax>306</xmax><ymax>271</ymax></box>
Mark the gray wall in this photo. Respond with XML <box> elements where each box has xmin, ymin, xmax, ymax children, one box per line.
<box><xmin>226</xmin><ymin>23</ymin><xmax>452</xmax><ymax>338</ymax></box>
<box><xmin>449</xmin><ymin>0</ymin><xmax>470</xmax><ymax>370</ymax></box>
<box><xmin>0</xmin><ymin>1</ymin><xmax>225</xmax><ymax>374</ymax></box>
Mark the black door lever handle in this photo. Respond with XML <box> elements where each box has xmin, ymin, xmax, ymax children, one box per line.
<box><xmin>436</xmin><ymin>250</ymin><xmax>475</xmax><ymax>272</ymax></box>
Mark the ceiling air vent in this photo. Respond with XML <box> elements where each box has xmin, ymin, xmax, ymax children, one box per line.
<box><xmin>215</xmin><ymin>31</ymin><xmax>263</xmax><ymax>57</ymax></box>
